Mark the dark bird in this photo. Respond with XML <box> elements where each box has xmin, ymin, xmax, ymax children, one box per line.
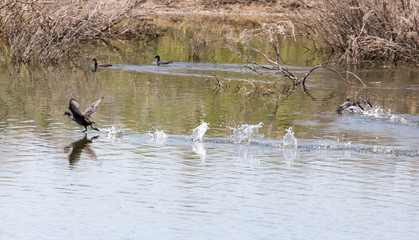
<box><xmin>154</xmin><ymin>55</ymin><xmax>173</xmax><ymax>66</ymax></box>
<box><xmin>337</xmin><ymin>98</ymin><xmax>372</xmax><ymax>114</ymax></box>
<box><xmin>91</xmin><ymin>58</ymin><xmax>112</xmax><ymax>67</ymax></box>
<box><xmin>64</xmin><ymin>97</ymin><xmax>104</xmax><ymax>132</ymax></box>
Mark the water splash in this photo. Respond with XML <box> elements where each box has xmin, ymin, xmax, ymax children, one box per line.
<box><xmin>282</xmin><ymin>127</ymin><xmax>298</xmax><ymax>148</ymax></box>
<box><xmin>148</xmin><ymin>129</ymin><xmax>168</xmax><ymax>141</ymax></box>
<box><xmin>192</xmin><ymin>142</ymin><xmax>207</xmax><ymax>162</ymax></box>
<box><xmin>188</xmin><ymin>122</ymin><xmax>209</xmax><ymax>142</ymax></box>
<box><xmin>363</xmin><ymin>106</ymin><xmax>417</xmax><ymax>126</ymax></box>
<box><xmin>390</xmin><ymin>114</ymin><xmax>413</xmax><ymax>125</ymax></box>
<box><xmin>101</xmin><ymin>125</ymin><xmax>125</xmax><ymax>140</ymax></box>
<box><xmin>283</xmin><ymin>148</ymin><xmax>298</xmax><ymax>165</ymax></box>
<box><xmin>362</xmin><ymin>106</ymin><xmax>386</xmax><ymax>118</ymax></box>
<box><xmin>341</xmin><ymin>105</ymin><xmax>364</xmax><ymax>114</ymax></box>
<box><xmin>229</xmin><ymin>122</ymin><xmax>264</xmax><ymax>144</ymax></box>
<box><xmin>233</xmin><ymin>145</ymin><xmax>261</xmax><ymax>166</ymax></box>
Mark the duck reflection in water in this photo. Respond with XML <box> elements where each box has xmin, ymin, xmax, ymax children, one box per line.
<box><xmin>65</xmin><ymin>135</ymin><xmax>99</xmax><ymax>165</ymax></box>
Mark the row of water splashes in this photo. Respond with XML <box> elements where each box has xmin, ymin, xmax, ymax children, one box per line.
<box><xmin>102</xmin><ymin>121</ymin><xmax>297</xmax><ymax>148</ymax></box>
<box><xmin>99</xmin><ymin>104</ymin><xmax>419</xmax><ymax>157</ymax></box>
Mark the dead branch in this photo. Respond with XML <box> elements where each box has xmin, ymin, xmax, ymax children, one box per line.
<box><xmin>226</xmin><ymin>21</ymin><xmax>366</xmax><ymax>87</ymax></box>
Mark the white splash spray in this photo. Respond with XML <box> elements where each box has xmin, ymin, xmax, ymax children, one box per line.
<box><xmin>101</xmin><ymin>125</ymin><xmax>125</xmax><ymax>140</ymax></box>
<box><xmin>188</xmin><ymin>122</ymin><xmax>209</xmax><ymax>142</ymax></box>
<box><xmin>229</xmin><ymin>122</ymin><xmax>264</xmax><ymax>144</ymax></box>
<box><xmin>148</xmin><ymin>129</ymin><xmax>168</xmax><ymax>141</ymax></box>
<box><xmin>363</xmin><ymin>106</ymin><xmax>417</xmax><ymax>126</ymax></box>
<box><xmin>282</xmin><ymin>127</ymin><xmax>298</xmax><ymax>148</ymax></box>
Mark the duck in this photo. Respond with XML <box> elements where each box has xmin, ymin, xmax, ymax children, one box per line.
<box><xmin>154</xmin><ymin>55</ymin><xmax>173</xmax><ymax>66</ymax></box>
<box><xmin>64</xmin><ymin>97</ymin><xmax>104</xmax><ymax>132</ymax></box>
<box><xmin>337</xmin><ymin>98</ymin><xmax>372</xmax><ymax>114</ymax></box>
<box><xmin>91</xmin><ymin>58</ymin><xmax>112</xmax><ymax>67</ymax></box>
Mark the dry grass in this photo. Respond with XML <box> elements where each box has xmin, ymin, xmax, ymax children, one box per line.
<box><xmin>299</xmin><ymin>0</ymin><xmax>419</xmax><ymax>64</ymax></box>
<box><xmin>0</xmin><ymin>0</ymin><xmax>156</xmax><ymax>63</ymax></box>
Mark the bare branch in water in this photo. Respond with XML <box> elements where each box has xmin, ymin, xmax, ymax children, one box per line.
<box><xmin>226</xmin><ymin>21</ymin><xmax>366</xmax><ymax>87</ymax></box>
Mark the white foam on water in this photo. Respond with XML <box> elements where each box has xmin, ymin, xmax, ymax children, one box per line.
<box><xmin>363</xmin><ymin>106</ymin><xmax>417</xmax><ymax>126</ymax></box>
<box><xmin>148</xmin><ymin>129</ymin><xmax>168</xmax><ymax>141</ymax></box>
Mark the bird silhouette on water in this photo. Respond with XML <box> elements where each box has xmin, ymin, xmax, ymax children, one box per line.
<box><xmin>91</xmin><ymin>58</ymin><xmax>112</xmax><ymax>67</ymax></box>
<box><xmin>154</xmin><ymin>55</ymin><xmax>173</xmax><ymax>66</ymax></box>
<box><xmin>65</xmin><ymin>134</ymin><xmax>99</xmax><ymax>164</ymax></box>
<box><xmin>337</xmin><ymin>98</ymin><xmax>372</xmax><ymax>114</ymax></box>
<box><xmin>64</xmin><ymin>97</ymin><xmax>104</xmax><ymax>132</ymax></box>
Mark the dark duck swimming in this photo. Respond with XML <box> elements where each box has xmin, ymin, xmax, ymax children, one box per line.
<box><xmin>337</xmin><ymin>98</ymin><xmax>372</xmax><ymax>114</ymax></box>
<box><xmin>91</xmin><ymin>58</ymin><xmax>112</xmax><ymax>67</ymax></box>
<box><xmin>64</xmin><ymin>97</ymin><xmax>104</xmax><ymax>132</ymax></box>
<box><xmin>154</xmin><ymin>55</ymin><xmax>173</xmax><ymax>66</ymax></box>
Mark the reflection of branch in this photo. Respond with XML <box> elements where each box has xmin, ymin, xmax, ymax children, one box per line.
<box><xmin>270</xmin><ymin>88</ymin><xmax>294</xmax><ymax>121</ymax></box>
<box><xmin>302</xmin><ymin>84</ymin><xmax>316</xmax><ymax>101</ymax></box>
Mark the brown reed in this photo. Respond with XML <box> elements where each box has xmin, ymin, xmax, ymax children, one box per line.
<box><xmin>298</xmin><ymin>0</ymin><xmax>419</xmax><ymax>64</ymax></box>
<box><xmin>0</xmin><ymin>0</ymin><xmax>156</xmax><ymax>63</ymax></box>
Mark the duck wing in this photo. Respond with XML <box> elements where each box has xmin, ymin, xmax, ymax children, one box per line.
<box><xmin>82</xmin><ymin>97</ymin><xmax>104</xmax><ymax>118</ymax></box>
<box><xmin>336</xmin><ymin>99</ymin><xmax>354</xmax><ymax>113</ymax></box>
<box><xmin>68</xmin><ymin>98</ymin><xmax>84</xmax><ymax>117</ymax></box>
<box><xmin>359</xmin><ymin>99</ymin><xmax>372</xmax><ymax>108</ymax></box>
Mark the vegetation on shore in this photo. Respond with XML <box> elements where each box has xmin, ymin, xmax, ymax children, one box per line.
<box><xmin>0</xmin><ymin>0</ymin><xmax>156</xmax><ymax>63</ymax></box>
<box><xmin>299</xmin><ymin>0</ymin><xmax>419</xmax><ymax>64</ymax></box>
<box><xmin>0</xmin><ymin>0</ymin><xmax>417</xmax><ymax>65</ymax></box>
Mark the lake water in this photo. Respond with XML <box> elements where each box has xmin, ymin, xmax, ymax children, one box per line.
<box><xmin>1</xmin><ymin>24</ymin><xmax>419</xmax><ymax>239</ymax></box>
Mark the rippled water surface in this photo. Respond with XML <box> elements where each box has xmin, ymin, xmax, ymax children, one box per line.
<box><xmin>1</xmin><ymin>31</ymin><xmax>419</xmax><ymax>239</ymax></box>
